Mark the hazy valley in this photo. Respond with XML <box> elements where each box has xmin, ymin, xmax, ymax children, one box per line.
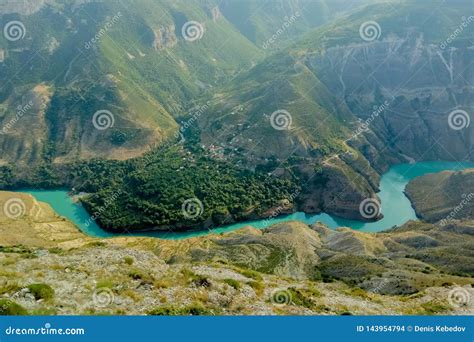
<box><xmin>0</xmin><ymin>0</ymin><xmax>472</xmax><ymax>316</ymax></box>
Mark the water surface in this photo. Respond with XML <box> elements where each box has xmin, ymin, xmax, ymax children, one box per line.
<box><xmin>21</xmin><ymin>161</ymin><xmax>474</xmax><ymax>239</ymax></box>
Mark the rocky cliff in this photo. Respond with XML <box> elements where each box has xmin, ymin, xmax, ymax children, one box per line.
<box><xmin>313</xmin><ymin>32</ymin><xmax>473</xmax><ymax>162</ymax></box>
<box><xmin>406</xmin><ymin>169</ymin><xmax>474</xmax><ymax>223</ymax></box>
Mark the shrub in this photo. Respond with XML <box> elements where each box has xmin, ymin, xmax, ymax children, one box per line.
<box><xmin>27</xmin><ymin>284</ymin><xmax>54</xmax><ymax>300</ymax></box>
<box><xmin>236</xmin><ymin>268</ymin><xmax>263</xmax><ymax>281</ymax></box>
<box><xmin>0</xmin><ymin>282</ymin><xmax>21</xmax><ymax>296</ymax></box>
<box><xmin>420</xmin><ymin>301</ymin><xmax>451</xmax><ymax>315</ymax></box>
<box><xmin>96</xmin><ymin>280</ymin><xmax>114</xmax><ymax>289</ymax></box>
<box><xmin>192</xmin><ymin>275</ymin><xmax>211</xmax><ymax>288</ymax></box>
<box><xmin>154</xmin><ymin>279</ymin><xmax>173</xmax><ymax>289</ymax></box>
<box><xmin>348</xmin><ymin>287</ymin><xmax>370</xmax><ymax>299</ymax></box>
<box><xmin>287</xmin><ymin>287</ymin><xmax>322</xmax><ymax>309</ymax></box>
<box><xmin>124</xmin><ymin>256</ymin><xmax>134</xmax><ymax>265</ymax></box>
<box><xmin>47</xmin><ymin>247</ymin><xmax>63</xmax><ymax>254</ymax></box>
<box><xmin>0</xmin><ymin>299</ymin><xmax>27</xmax><ymax>315</ymax></box>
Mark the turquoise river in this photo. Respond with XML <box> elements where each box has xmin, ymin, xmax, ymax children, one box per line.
<box><xmin>19</xmin><ymin>161</ymin><xmax>474</xmax><ymax>240</ymax></box>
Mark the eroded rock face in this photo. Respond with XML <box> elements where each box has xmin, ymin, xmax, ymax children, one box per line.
<box><xmin>406</xmin><ymin>169</ymin><xmax>474</xmax><ymax>223</ymax></box>
<box><xmin>153</xmin><ymin>25</ymin><xmax>178</xmax><ymax>50</ymax></box>
<box><xmin>0</xmin><ymin>84</ymin><xmax>51</xmax><ymax>165</ymax></box>
<box><xmin>312</xmin><ymin>33</ymin><xmax>473</xmax><ymax>162</ymax></box>
<box><xmin>211</xmin><ymin>6</ymin><xmax>221</xmax><ymax>22</ymax></box>
<box><xmin>298</xmin><ymin>158</ymin><xmax>381</xmax><ymax>221</ymax></box>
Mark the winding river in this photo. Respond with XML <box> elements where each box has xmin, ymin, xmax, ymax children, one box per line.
<box><xmin>20</xmin><ymin>161</ymin><xmax>474</xmax><ymax>240</ymax></box>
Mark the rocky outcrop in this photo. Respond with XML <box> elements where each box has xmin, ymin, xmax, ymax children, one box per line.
<box><xmin>298</xmin><ymin>157</ymin><xmax>382</xmax><ymax>221</ymax></box>
<box><xmin>211</xmin><ymin>6</ymin><xmax>222</xmax><ymax>22</ymax></box>
<box><xmin>153</xmin><ymin>25</ymin><xmax>178</xmax><ymax>50</ymax></box>
<box><xmin>0</xmin><ymin>83</ymin><xmax>51</xmax><ymax>165</ymax></box>
<box><xmin>312</xmin><ymin>33</ymin><xmax>473</xmax><ymax>162</ymax></box>
<box><xmin>406</xmin><ymin>169</ymin><xmax>474</xmax><ymax>223</ymax></box>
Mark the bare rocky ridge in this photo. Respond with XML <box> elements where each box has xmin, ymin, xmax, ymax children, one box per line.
<box><xmin>0</xmin><ymin>192</ymin><xmax>472</xmax><ymax>315</ymax></box>
<box><xmin>313</xmin><ymin>33</ymin><xmax>473</xmax><ymax>162</ymax></box>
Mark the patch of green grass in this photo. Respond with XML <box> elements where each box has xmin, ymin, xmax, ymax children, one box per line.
<box><xmin>148</xmin><ymin>302</ymin><xmax>219</xmax><ymax>316</ymax></box>
<box><xmin>27</xmin><ymin>284</ymin><xmax>54</xmax><ymax>300</ymax></box>
<box><xmin>316</xmin><ymin>255</ymin><xmax>386</xmax><ymax>283</ymax></box>
<box><xmin>419</xmin><ymin>301</ymin><xmax>452</xmax><ymax>315</ymax></box>
<box><xmin>255</xmin><ymin>247</ymin><xmax>288</xmax><ymax>274</ymax></box>
<box><xmin>30</xmin><ymin>307</ymin><xmax>58</xmax><ymax>315</ymax></box>
<box><xmin>287</xmin><ymin>287</ymin><xmax>322</xmax><ymax>309</ymax></box>
<box><xmin>154</xmin><ymin>278</ymin><xmax>173</xmax><ymax>289</ymax></box>
<box><xmin>223</xmin><ymin>279</ymin><xmax>241</xmax><ymax>290</ymax></box>
<box><xmin>248</xmin><ymin>281</ymin><xmax>265</xmax><ymax>296</ymax></box>
<box><xmin>47</xmin><ymin>247</ymin><xmax>63</xmax><ymax>254</ymax></box>
<box><xmin>86</xmin><ymin>241</ymin><xmax>107</xmax><ymax>248</ymax></box>
<box><xmin>96</xmin><ymin>280</ymin><xmax>114</xmax><ymax>289</ymax></box>
<box><xmin>0</xmin><ymin>281</ymin><xmax>21</xmax><ymax>296</ymax></box>
<box><xmin>0</xmin><ymin>245</ymin><xmax>35</xmax><ymax>258</ymax></box>
<box><xmin>347</xmin><ymin>287</ymin><xmax>370</xmax><ymax>299</ymax></box>
<box><xmin>124</xmin><ymin>256</ymin><xmax>134</xmax><ymax>265</ymax></box>
<box><xmin>0</xmin><ymin>299</ymin><xmax>28</xmax><ymax>315</ymax></box>
<box><xmin>235</xmin><ymin>268</ymin><xmax>263</xmax><ymax>281</ymax></box>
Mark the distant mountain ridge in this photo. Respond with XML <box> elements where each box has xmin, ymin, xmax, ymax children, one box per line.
<box><xmin>0</xmin><ymin>0</ymin><xmax>376</xmax><ymax>165</ymax></box>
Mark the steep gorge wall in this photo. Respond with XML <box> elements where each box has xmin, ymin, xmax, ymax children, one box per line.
<box><xmin>311</xmin><ymin>33</ymin><xmax>473</xmax><ymax>162</ymax></box>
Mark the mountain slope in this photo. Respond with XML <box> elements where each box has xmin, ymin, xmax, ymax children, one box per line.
<box><xmin>1</xmin><ymin>192</ymin><xmax>473</xmax><ymax>315</ymax></box>
<box><xmin>219</xmin><ymin>0</ymin><xmax>378</xmax><ymax>49</ymax></box>
<box><xmin>406</xmin><ymin>169</ymin><xmax>474</xmax><ymax>223</ymax></box>
<box><xmin>196</xmin><ymin>0</ymin><xmax>473</xmax><ymax>218</ymax></box>
<box><xmin>0</xmin><ymin>0</ymin><xmax>262</xmax><ymax>164</ymax></box>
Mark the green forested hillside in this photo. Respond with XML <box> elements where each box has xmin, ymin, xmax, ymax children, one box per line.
<box><xmin>0</xmin><ymin>0</ymin><xmax>262</xmax><ymax>164</ymax></box>
<box><xmin>0</xmin><ymin>0</ymin><xmax>472</xmax><ymax>232</ymax></box>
